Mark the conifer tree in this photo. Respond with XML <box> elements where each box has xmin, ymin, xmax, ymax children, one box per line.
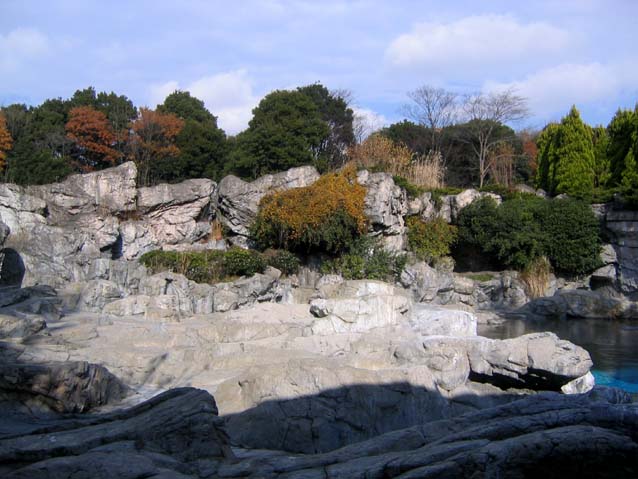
<box><xmin>535</xmin><ymin>123</ymin><xmax>559</xmax><ymax>192</ymax></box>
<box><xmin>607</xmin><ymin>107</ymin><xmax>637</xmax><ymax>185</ymax></box>
<box><xmin>592</xmin><ymin>125</ymin><xmax>611</xmax><ymax>188</ymax></box>
<box><xmin>553</xmin><ymin>106</ymin><xmax>595</xmax><ymax>197</ymax></box>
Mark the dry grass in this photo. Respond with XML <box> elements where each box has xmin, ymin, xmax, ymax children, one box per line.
<box><xmin>520</xmin><ymin>256</ymin><xmax>552</xmax><ymax>299</ymax></box>
<box><xmin>403</xmin><ymin>151</ymin><xmax>444</xmax><ymax>190</ymax></box>
<box><xmin>347</xmin><ymin>135</ymin><xmax>444</xmax><ymax>190</ymax></box>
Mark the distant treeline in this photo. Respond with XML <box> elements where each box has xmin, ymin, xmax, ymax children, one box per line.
<box><xmin>0</xmin><ymin>84</ymin><xmax>636</xmax><ymax>205</ymax></box>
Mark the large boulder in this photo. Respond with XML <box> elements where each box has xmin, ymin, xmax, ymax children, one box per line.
<box><xmin>214</xmin><ymin>388</ymin><xmax>638</xmax><ymax>478</ymax></box>
<box><xmin>121</xmin><ymin>179</ymin><xmax>217</xmax><ymax>259</ymax></box>
<box><xmin>420</xmin><ymin>332</ymin><xmax>593</xmax><ymax>392</ymax></box>
<box><xmin>0</xmin><ymin>388</ymin><xmax>232</xmax><ymax>478</ymax></box>
<box><xmin>357</xmin><ymin>170</ymin><xmax>408</xmax><ymax>251</ymax></box>
<box><xmin>26</xmin><ymin>162</ymin><xmax>137</xmax><ymax>222</ymax></box>
<box><xmin>604</xmin><ymin>209</ymin><xmax>638</xmax><ymax>297</ymax></box>
<box><xmin>0</xmin><ymin>360</ymin><xmax>129</xmax><ymax>413</ymax></box>
<box><xmin>217</xmin><ymin>166</ymin><xmax>320</xmax><ymax>240</ymax></box>
<box><xmin>309</xmin><ymin>280</ymin><xmax>411</xmax><ymax>334</ymax></box>
<box><xmin>525</xmin><ymin>289</ymin><xmax>630</xmax><ymax>319</ymax></box>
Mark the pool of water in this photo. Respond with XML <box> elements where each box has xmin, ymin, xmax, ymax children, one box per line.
<box><xmin>479</xmin><ymin>318</ymin><xmax>638</xmax><ymax>393</ymax></box>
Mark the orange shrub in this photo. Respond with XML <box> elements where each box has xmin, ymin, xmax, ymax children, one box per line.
<box><xmin>251</xmin><ymin>167</ymin><xmax>367</xmax><ymax>254</ymax></box>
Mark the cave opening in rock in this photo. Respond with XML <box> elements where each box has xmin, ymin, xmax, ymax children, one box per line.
<box><xmin>0</xmin><ymin>248</ymin><xmax>26</xmax><ymax>287</ymax></box>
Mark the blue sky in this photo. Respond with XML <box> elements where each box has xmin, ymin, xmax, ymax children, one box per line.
<box><xmin>1</xmin><ymin>0</ymin><xmax>637</xmax><ymax>134</ymax></box>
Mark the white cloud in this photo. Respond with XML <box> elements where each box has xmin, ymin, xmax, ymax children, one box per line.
<box><xmin>0</xmin><ymin>28</ymin><xmax>49</xmax><ymax>72</ymax></box>
<box><xmin>385</xmin><ymin>15</ymin><xmax>569</xmax><ymax>71</ymax></box>
<box><xmin>148</xmin><ymin>80</ymin><xmax>179</xmax><ymax>108</ymax></box>
<box><xmin>353</xmin><ymin>106</ymin><xmax>388</xmax><ymax>139</ymax></box>
<box><xmin>147</xmin><ymin>70</ymin><xmax>258</xmax><ymax>134</ymax></box>
<box><xmin>484</xmin><ymin>62</ymin><xmax>638</xmax><ymax>119</ymax></box>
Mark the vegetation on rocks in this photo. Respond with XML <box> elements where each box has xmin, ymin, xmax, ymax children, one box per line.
<box><xmin>406</xmin><ymin>216</ymin><xmax>458</xmax><ymax>264</ymax></box>
<box><xmin>140</xmin><ymin>248</ymin><xmax>267</xmax><ymax>283</ymax></box>
<box><xmin>456</xmin><ymin>195</ymin><xmax>602</xmax><ymax>276</ymax></box>
<box><xmin>251</xmin><ymin>167</ymin><xmax>367</xmax><ymax>254</ymax></box>
<box><xmin>320</xmin><ymin>236</ymin><xmax>407</xmax><ymax>282</ymax></box>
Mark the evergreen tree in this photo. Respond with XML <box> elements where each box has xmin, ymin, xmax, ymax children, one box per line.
<box><xmin>607</xmin><ymin>107</ymin><xmax>638</xmax><ymax>185</ymax></box>
<box><xmin>158</xmin><ymin>90</ymin><xmax>228</xmax><ymax>182</ymax></box>
<box><xmin>553</xmin><ymin>106</ymin><xmax>595</xmax><ymax>197</ymax></box>
<box><xmin>297</xmin><ymin>84</ymin><xmax>354</xmax><ymax>170</ymax></box>
<box><xmin>535</xmin><ymin>123</ymin><xmax>559</xmax><ymax>192</ymax></box>
<box><xmin>592</xmin><ymin>125</ymin><xmax>611</xmax><ymax>188</ymax></box>
<box><xmin>227</xmin><ymin>90</ymin><xmax>329</xmax><ymax>179</ymax></box>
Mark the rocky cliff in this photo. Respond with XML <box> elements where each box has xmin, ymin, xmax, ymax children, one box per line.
<box><xmin>0</xmin><ymin>163</ymin><xmax>637</xmax><ymax>477</ymax></box>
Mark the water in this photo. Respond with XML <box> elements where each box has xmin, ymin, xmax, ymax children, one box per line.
<box><xmin>479</xmin><ymin>318</ymin><xmax>638</xmax><ymax>392</ymax></box>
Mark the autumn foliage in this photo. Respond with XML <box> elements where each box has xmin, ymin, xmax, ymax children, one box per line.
<box><xmin>66</xmin><ymin>106</ymin><xmax>120</xmax><ymax>170</ymax></box>
<box><xmin>128</xmin><ymin>108</ymin><xmax>184</xmax><ymax>185</ymax></box>
<box><xmin>0</xmin><ymin>113</ymin><xmax>13</xmax><ymax>170</ymax></box>
<box><xmin>251</xmin><ymin>167</ymin><xmax>367</xmax><ymax>254</ymax></box>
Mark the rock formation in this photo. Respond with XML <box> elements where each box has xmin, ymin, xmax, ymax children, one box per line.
<box><xmin>0</xmin><ymin>163</ymin><xmax>636</xmax><ymax>478</ymax></box>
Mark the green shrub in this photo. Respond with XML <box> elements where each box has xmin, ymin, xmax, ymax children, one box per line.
<box><xmin>406</xmin><ymin>216</ymin><xmax>458</xmax><ymax>264</ymax></box>
<box><xmin>251</xmin><ymin>168</ymin><xmax>367</xmax><ymax>254</ymax></box>
<box><xmin>321</xmin><ymin>236</ymin><xmax>407</xmax><ymax>282</ymax></box>
<box><xmin>538</xmin><ymin>199</ymin><xmax>602</xmax><ymax>275</ymax></box>
<box><xmin>139</xmin><ymin>248</ymin><xmax>265</xmax><ymax>283</ymax></box>
<box><xmin>429</xmin><ymin>187</ymin><xmax>464</xmax><ymax>208</ymax></box>
<box><xmin>455</xmin><ymin>196</ymin><xmax>601</xmax><ymax>276</ymax></box>
<box><xmin>140</xmin><ymin>249</ymin><xmax>225</xmax><ymax>283</ymax></box>
<box><xmin>221</xmin><ymin>248</ymin><xmax>266</xmax><ymax>277</ymax></box>
<box><xmin>392</xmin><ymin>175</ymin><xmax>425</xmax><ymax>199</ymax></box>
<box><xmin>263</xmin><ymin>249</ymin><xmax>301</xmax><ymax>275</ymax></box>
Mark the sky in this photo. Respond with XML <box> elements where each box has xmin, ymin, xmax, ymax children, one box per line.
<box><xmin>1</xmin><ymin>0</ymin><xmax>637</xmax><ymax>135</ymax></box>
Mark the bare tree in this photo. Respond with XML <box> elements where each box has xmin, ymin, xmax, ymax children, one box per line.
<box><xmin>461</xmin><ymin>88</ymin><xmax>529</xmax><ymax>187</ymax></box>
<box><xmin>404</xmin><ymin>86</ymin><xmax>459</xmax><ymax>154</ymax></box>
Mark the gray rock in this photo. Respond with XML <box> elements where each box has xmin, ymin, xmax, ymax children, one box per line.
<box><xmin>356</xmin><ymin>170</ymin><xmax>408</xmax><ymax>250</ymax></box>
<box><xmin>605</xmin><ymin>209</ymin><xmax>638</xmax><ymax>296</ymax></box>
<box><xmin>0</xmin><ymin>220</ymin><xmax>9</xmax><ymax>247</ymax></box>
<box><xmin>309</xmin><ymin>280</ymin><xmax>411</xmax><ymax>334</ymax></box>
<box><xmin>600</xmin><ymin>243</ymin><xmax>618</xmax><ymax>265</ymax></box>
<box><xmin>400</xmin><ymin>261</ymin><xmax>447</xmax><ymax>303</ymax></box>
<box><xmin>422</xmin><ymin>332</ymin><xmax>593</xmax><ymax>391</ymax></box>
<box><xmin>78</xmin><ymin>280</ymin><xmax>123</xmax><ymax>311</ymax></box>
<box><xmin>526</xmin><ymin>289</ymin><xmax>626</xmax><ymax>319</ymax></box>
<box><xmin>561</xmin><ymin>371</ymin><xmax>595</xmax><ymax>394</ymax></box>
<box><xmin>410</xmin><ymin>304</ymin><xmax>477</xmax><ymax>337</ymax></box>
<box><xmin>121</xmin><ymin>179</ymin><xmax>217</xmax><ymax>260</ymax></box>
<box><xmin>27</xmin><ymin>162</ymin><xmax>138</xmax><ymax>222</ymax></box>
<box><xmin>217</xmin><ymin>166</ymin><xmax>320</xmax><ymax>238</ymax></box>
<box><xmin>0</xmin><ymin>388</ymin><xmax>232</xmax><ymax>478</ymax></box>
<box><xmin>103</xmin><ymin>295</ymin><xmax>151</xmax><ymax>316</ymax></box>
<box><xmin>0</xmin><ymin>314</ymin><xmax>46</xmax><ymax>340</ymax></box>
<box><xmin>0</xmin><ymin>360</ymin><xmax>129</xmax><ymax>413</ymax></box>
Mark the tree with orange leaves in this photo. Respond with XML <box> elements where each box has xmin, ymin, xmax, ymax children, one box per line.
<box><xmin>66</xmin><ymin>106</ymin><xmax>120</xmax><ymax>171</ymax></box>
<box><xmin>128</xmin><ymin>108</ymin><xmax>184</xmax><ymax>185</ymax></box>
<box><xmin>0</xmin><ymin>113</ymin><xmax>13</xmax><ymax>171</ymax></box>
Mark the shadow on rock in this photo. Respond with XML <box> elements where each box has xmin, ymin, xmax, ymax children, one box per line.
<box><xmin>0</xmin><ymin>249</ymin><xmax>25</xmax><ymax>287</ymax></box>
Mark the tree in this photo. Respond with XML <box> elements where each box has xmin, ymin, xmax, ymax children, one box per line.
<box><xmin>0</xmin><ymin>113</ymin><xmax>13</xmax><ymax>171</ymax></box>
<box><xmin>228</xmin><ymin>90</ymin><xmax>329</xmax><ymax>179</ymax></box>
<box><xmin>297</xmin><ymin>84</ymin><xmax>355</xmax><ymax>170</ymax></box>
<box><xmin>553</xmin><ymin>106</ymin><xmax>596</xmax><ymax>197</ymax></box>
<box><xmin>128</xmin><ymin>108</ymin><xmax>184</xmax><ymax>186</ymax></box>
<box><xmin>380</xmin><ymin>120</ymin><xmax>431</xmax><ymax>156</ymax></box>
<box><xmin>535</xmin><ymin>123</ymin><xmax>560</xmax><ymax>192</ymax></box>
<box><xmin>461</xmin><ymin>89</ymin><xmax>529</xmax><ymax>187</ymax></box>
<box><xmin>6</xmin><ymin>99</ymin><xmax>73</xmax><ymax>184</ymax></box>
<box><xmin>69</xmin><ymin>87</ymin><xmax>137</xmax><ymax>158</ymax></box>
<box><xmin>404</xmin><ymin>85</ymin><xmax>458</xmax><ymax>156</ymax></box>
<box><xmin>158</xmin><ymin>90</ymin><xmax>228</xmax><ymax>182</ymax></box>
<box><xmin>607</xmin><ymin>106</ymin><xmax>638</xmax><ymax>186</ymax></box>
<box><xmin>66</xmin><ymin>106</ymin><xmax>120</xmax><ymax>171</ymax></box>
<box><xmin>592</xmin><ymin>125</ymin><xmax>611</xmax><ymax>188</ymax></box>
